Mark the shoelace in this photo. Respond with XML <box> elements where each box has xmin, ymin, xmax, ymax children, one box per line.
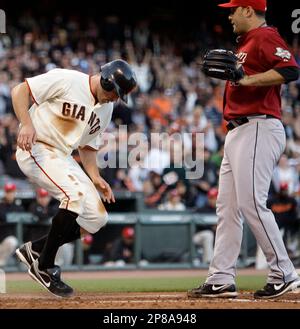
<box><xmin>50</xmin><ymin>275</ymin><xmax>66</xmax><ymax>288</ymax></box>
<box><xmin>49</xmin><ymin>273</ymin><xmax>70</xmax><ymax>289</ymax></box>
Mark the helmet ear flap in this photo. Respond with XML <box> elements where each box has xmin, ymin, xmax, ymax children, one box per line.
<box><xmin>100</xmin><ymin>76</ymin><xmax>115</xmax><ymax>92</ymax></box>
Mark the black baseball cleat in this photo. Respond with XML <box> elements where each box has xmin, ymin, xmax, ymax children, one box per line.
<box><xmin>187</xmin><ymin>283</ymin><xmax>238</xmax><ymax>298</ymax></box>
<box><xmin>254</xmin><ymin>279</ymin><xmax>300</xmax><ymax>299</ymax></box>
<box><xmin>28</xmin><ymin>259</ymin><xmax>74</xmax><ymax>298</ymax></box>
<box><xmin>16</xmin><ymin>242</ymin><xmax>40</xmax><ymax>269</ymax></box>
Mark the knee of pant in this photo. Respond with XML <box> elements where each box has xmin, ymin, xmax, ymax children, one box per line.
<box><xmin>193</xmin><ymin>230</ymin><xmax>214</xmax><ymax>245</ymax></box>
<box><xmin>237</xmin><ymin>198</ymin><xmax>261</xmax><ymax>216</ymax></box>
<box><xmin>90</xmin><ymin>200</ymin><xmax>108</xmax><ymax>232</ymax></box>
<box><xmin>216</xmin><ymin>195</ymin><xmax>227</xmax><ymax>212</ymax></box>
<box><xmin>64</xmin><ymin>187</ymin><xmax>88</xmax><ymax>216</ymax></box>
<box><xmin>2</xmin><ymin>236</ymin><xmax>18</xmax><ymax>251</ymax></box>
<box><xmin>193</xmin><ymin>232</ymin><xmax>202</xmax><ymax>245</ymax></box>
<box><xmin>93</xmin><ymin>211</ymin><xmax>109</xmax><ymax>234</ymax></box>
<box><xmin>77</xmin><ymin>211</ymin><xmax>108</xmax><ymax>234</ymax></box>
<box><xmin>237</xmin><ymin>203</ymin><xmax>247</xmax><ymax>217</ymax></box>
<box><xmin>237</xmin><ymin>192</ymin><xmax>267</xmax><ymax>214</ymax></box>
<box><xmin>201</xmin><ymin>230</ymin><xmax>214</xmax><ymax>241</ymax></box>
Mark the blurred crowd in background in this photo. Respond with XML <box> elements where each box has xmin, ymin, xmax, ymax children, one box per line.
<box><xmin>1</xmin><ymin>12</ymin><xmax>300</xmax><ymax>266</ymax></box>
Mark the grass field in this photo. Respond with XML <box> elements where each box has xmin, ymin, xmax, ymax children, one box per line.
<box><xmin>6</xmin><ymin>275</ymin><xmax>267</xmax><ymax>293</ymax></box>
<box><xmin>3</xmin><ymin>271</ymin><xmax>300</xmax><ymax>309</ymax></box>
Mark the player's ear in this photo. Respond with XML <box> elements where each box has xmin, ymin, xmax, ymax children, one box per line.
<box><xmin>244</xmin><ymin>6</ymin><xmax>254</xmax><ymax>17</ymax></box>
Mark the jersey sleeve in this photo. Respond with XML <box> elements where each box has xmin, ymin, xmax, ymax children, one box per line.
<box><xmin>79</xmin><ymin>104</ymin><xmax>113</xmax><ymax>150</ymax></box>
<box><xmin>258</xmin><ymin>29</ymin><xmax>299</xmax><ymax>70</ymax></box>
<box><xmin>82</xmin><ymin>134</ymin><xmax>103</xmax><ymax>151</ymax></box>
<box><xmin>25</xmin><ymin>69</ymin><xmax>69</xmax><ymax>105</ymax></box>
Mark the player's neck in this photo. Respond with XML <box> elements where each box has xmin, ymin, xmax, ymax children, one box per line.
<box><xmin>90</xmin><ymin>75</ymin><xmax>100</xmax><ymax>104</ymax></box>
<box><xmin>246</xmin><ymin>19</ymin><xmax>266</xmax><ymax>33</ymax></box>
<box><xmin>253</xmin><ymin>19</ymin><xmax>267</xmax><ymax>29</ymax></box>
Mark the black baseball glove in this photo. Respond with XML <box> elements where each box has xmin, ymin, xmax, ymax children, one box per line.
<box><xmin>202</xmin><ymin>49</ymin><xmax>244</xmax><ymax>82</ymax></box>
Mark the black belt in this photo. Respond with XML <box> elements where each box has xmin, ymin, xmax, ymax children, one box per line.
<box><xmin>226</xmin><ymin>115</ymin><xmax>277</xmax><ymax>131</ymax></box>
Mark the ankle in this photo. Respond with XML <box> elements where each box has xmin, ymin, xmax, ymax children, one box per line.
<box><xmin>38</xmin><ymin>258</ymin><xmax>54</xmax><ymax>271</ymax></box>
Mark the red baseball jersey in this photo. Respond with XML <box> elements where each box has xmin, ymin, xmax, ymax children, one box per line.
<box><xmin>223</xmin><ymin>26</ymin><xmax>299</xmax><ymax>121</ymax></box>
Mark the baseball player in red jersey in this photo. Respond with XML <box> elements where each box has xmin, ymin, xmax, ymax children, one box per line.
<box><xmin>11</xmin><ymin>59</ymin><xmax>137</xmax><ymax>297</ymax></box>
<box><xmin>188</xmin><ymin>0</ymin><xmax>300</xmax><ymax>299</ymax></box>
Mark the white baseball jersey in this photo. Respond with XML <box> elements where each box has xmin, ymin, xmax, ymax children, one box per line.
<box><xmin>16</xmin><ymin>68</ymin><xmax>112</xmax><ymax>233</ymax></box>
<box><xmin>26</xmin><ymin>68</ymin><xmax>113</xmax><ymax>154</ymax></box>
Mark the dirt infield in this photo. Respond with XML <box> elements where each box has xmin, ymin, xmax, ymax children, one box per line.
<box><xmin>1</xmin><ymin>291</ymin><xmax>300</xmax><ymax>309</ymax></box>
<box><xmin>1</xmin><ymin>269</ymin><xmax>300</xmax><ymax>309</ymax></box>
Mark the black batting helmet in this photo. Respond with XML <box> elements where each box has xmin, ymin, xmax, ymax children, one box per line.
<box><xmin>100</xmin><ymin>59</ymin><xmax>137</xmax><ymax>103</ymax></box>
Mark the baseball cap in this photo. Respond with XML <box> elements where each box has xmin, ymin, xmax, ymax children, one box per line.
<box><xmin>208</xmin><ymin>187</ymin><xmax>218</xmax><ymax>198</ymax></box>
<box><xmin>218</xmin><ymin>0</ymin><xmax>267</xmax><ymax>12</ymax></box>
<box><xmin>279</xmin><ymin>182</ymin><xmax>289</xmax><ymax>191</ymax></box>
<box><xmin>4</xmin><ymin>182</ymin><xmax>16</xmax><ymax>192</ymax></box>
<box><xmin>81</xmin><ymin>234</ymin><xmax>93</xmax><ymax>245</ymax></box>
<box><xmin>37</xmin><ymin>188</ymin><xmax>49</xmax><ymax>197</ymax></box>
<box><xmin>122</xmin><ymin>227</ymin><xmax>135</xmax><ymax>239</ymax></box>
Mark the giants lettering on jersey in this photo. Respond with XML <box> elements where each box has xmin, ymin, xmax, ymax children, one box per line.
<box><xmin>87</xmin><ymin>112</ymin><xmax>101</xmax><ymax>135</ymax></box>
<box><xmin>62</xmin><ymin>102</ymin><xmax>85</xmax><ymax>121</ymax></box>
<box><xmin>61</xmin><ymin>102</ymin><xmax>101</xmax><ymax>135</ymax></box>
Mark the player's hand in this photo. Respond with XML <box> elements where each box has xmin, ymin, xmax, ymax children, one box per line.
<box><xmin>238</xmin><ymin>75</ymin><xmax>251</xmax><ymax>86</ymax></box>
<box><xmin>93</xmin><ymin>176</ymin><xmax>115</xmax><ymax>204</ymax></box>
<box><xmin>17</xmin><ymin>123</ymin><xmax>37</xmax><ymax>151</ymax></box>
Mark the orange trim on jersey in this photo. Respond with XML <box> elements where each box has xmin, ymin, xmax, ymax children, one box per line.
<box><xmin>89</xmin><ymin>76</ymin><xmax>98</xmax><ymax>105</ymax></box>
<box><xmin>25</xmin><ymin>79</ymin><xmax>39</xmax><ymax>105</ymax></box>
<box><xmin>29</xmin><ymin>152</ymin><xmax>70</xmax><ymax>209</ymax></box>
<box><xmin>78</xmin><ymin>145</ymin><xmax>98</xmax><ymax>151</ymax></box>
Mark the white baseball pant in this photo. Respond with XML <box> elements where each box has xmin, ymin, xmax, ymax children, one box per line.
<box><xmin>16</xmin><ymin>142</ymin><xmax>108</xmax><ymax>234</ymax></box>
<box><xmin>206</xmin><ymin>118</ymin><xmax>299</xmax><ymax>285</ymax></box>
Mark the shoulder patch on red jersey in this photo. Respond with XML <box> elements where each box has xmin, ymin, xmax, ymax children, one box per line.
<box><xmin>236</xmin><ymin>52</ymin><xmax>247</xmax><ymax>64</ymax></box>
<box><xmin>274</xmin><ymin>47</ymin><xmax>291</xmax><ymax>62</ymax></box>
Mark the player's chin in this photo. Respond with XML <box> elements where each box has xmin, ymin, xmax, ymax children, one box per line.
<box><xmin>231</xmin><ymin>24</ymin><xmax>237</xmax><ymax>33</ymax></box>
<box><xmin>233</xmin><ymin>26</ymin><xmax>243</xmax><ymax>35</ymax></box>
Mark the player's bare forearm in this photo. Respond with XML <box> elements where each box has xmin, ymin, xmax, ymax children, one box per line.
<box><xmin>79</xmin><ymin>146</ymin><xmax>115</xmax><ymax>203</ymax></box>
<box><xmin>11</xmin><ymin>82</ymin><xmax>37</xmax><ymax>150</ymax></box>
<box><xmin>11</xmin><ymin>82</ymin><xmax>33</xmax><ymax>126</ymax></box>
<box><xmin>239</xmin><ymin>69</ymin><xmax>285</xmax><ymax>87</ymax></box>
<box><xmin>78</xmin><ymin>146</ymin><xmax>101</xmax><ymax>181</ymax></box>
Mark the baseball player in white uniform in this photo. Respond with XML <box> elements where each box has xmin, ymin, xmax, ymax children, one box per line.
<box><xmin>12</xmin><ymin>59</ymin><xmax>137</xmax><ymax>297</ymax></box>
